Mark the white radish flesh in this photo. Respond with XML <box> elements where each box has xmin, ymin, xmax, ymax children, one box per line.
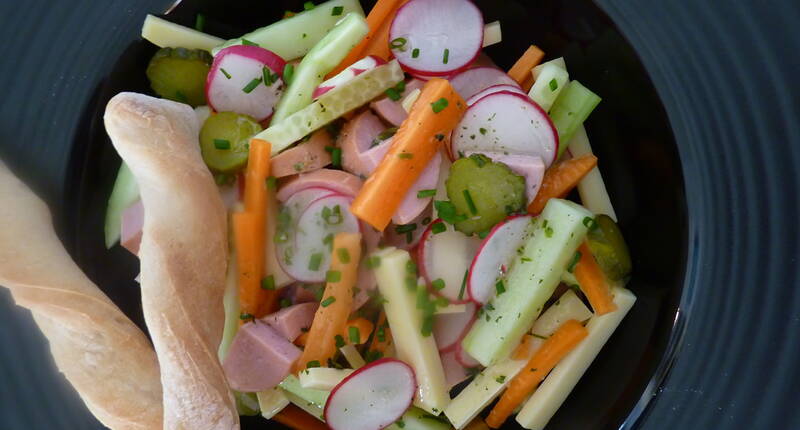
<box><xmin>389</xmin><ymin>0</ymin><xmax>484</xmax><ymax>76</ymax></box>
<box><xmin>313</xmin><ymin>55</ymin><xmax>387</xmax><ymax>99</ymax></box>
<box><xmin>324</xmin><ymin>358</ymin><xmax>417</xmax><ymax>430</ymax></box>
<box><xmin>419</xmin><ymin>220</ymin><xmax>481</xmax><ymax>303</ymax></box>
<box><xmin>433</xmin><ymin>303</ymin><xmax>477</xmax><ymax>352</ymax></box>
<box><xmin>468</xmin><ymin>215</ymin><xmax>533</xmax><ymax>304</ymax></box>
<box><xmin>448</xmin><ymin>66</ymin><xmax>519</xmax><ymax>100</ymax></box>
<box><xmin>465</xmin><ymin>84</ymin><xmax>526</xmax><ymax>106</ymax></box>
<box><xmin>451</xmin><ymin>91</ymin><xmax>559</xmax><ymax>167</ymax></box>
<box><xmin>206</xmin><ymin>45</ymin><xmax>286</xmax><ymax>121</ymax></box>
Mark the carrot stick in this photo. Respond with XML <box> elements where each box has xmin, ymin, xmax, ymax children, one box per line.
<box><xmin>351</xmin><ymin>78</ymin><xmax>466</xmax><ymax>230</ymax></box>
<box><xmin>294</xmin><ymin>232</ymin><xmax>362</xmax><ymax>371</ymax></box>
<box><xmin>294</xmin><ymin>332</ymin><xmax>309</xmax><ymax>347</ymax></box>
<box><xmin>527</xmin><ymin>154</ymin><xmax>598</xmax><ymax>215</ymax></box>
<box><xmin>511</xmin><ymin>334</ymin><xmax>536</xmax><ymax>360</ymax></box>
<box><xmin>327</xmin><ymin>0</ymin><xmax>406</xmax><ymax>77</ymax></box>
<box><xmin>486</xmin><ymin>319</ymin><xmax>588</xmax><ymax>428</ymax></box>
<box><xmin>344</xmin><ymin>317</ymin><xmax>374</xmax><ymax>345</ymax></box>
<box><xmin>508</xmin><ymin>45</ymin><xmax>545</xmax><ymax>92</ymax></box>
<box><xmin>233</xmin><ymin>212</ymin><xmax>265</xmax><ymax>319</ymax></box>
<box><xmin>368</xmin><ymin>311</ymin><xmax>393</xmax><ymax>353</ymax></box>
<box><xmin>573</xmin><ymin>242</ymin><xmax>617</xmax><ymax>315</ymax></box>
<box><xmin>272</xmin><ymin>404</ymin><xmax>328</xmax><ymax>430</ymax></box>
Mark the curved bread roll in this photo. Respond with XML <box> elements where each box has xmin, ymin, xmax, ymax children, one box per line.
<box><xmin>0</xmin><ymin>160</ymin><xmax>163</xmax><ymax>429</ymax></box>
<box><xmin>104</xmin><ymin>93</ymin><xmax>238</xmax><ymax>429</ymax></box>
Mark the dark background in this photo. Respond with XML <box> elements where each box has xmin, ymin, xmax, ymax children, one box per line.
<box><xmin>1</xmin><ymin>0</ymin><xmax>799</xmax><ymax>429</ymax></box>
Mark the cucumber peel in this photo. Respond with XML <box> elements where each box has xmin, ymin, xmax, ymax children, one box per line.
<box><xmin>271</xmin><ymin>12</ymin><xmax>369</xmax><ymax>123</ymax></box>
<box><xmin>549</xmin><ymin>80</ymin><xmax>601</xmax><ymax>158</ymax></box>
<box><xmin>104</xmin><ymin>162</ymin><xmax>140</xmax><ymax>248</ymax></box>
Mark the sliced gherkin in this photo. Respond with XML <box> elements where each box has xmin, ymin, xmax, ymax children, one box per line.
<box><xmin>146</xmin><ymin>47</ymin><xmax>212</xmax><ymax>107</ymax></box>
<box><xmin>199</xmin><ymin>111</ymin><xmax>262</xmax><ymax>173</ymax></box>
<box><xmin>587</xmin><ymin>214</ymin><xmax>632</xmax><ymax>281</ymax></box>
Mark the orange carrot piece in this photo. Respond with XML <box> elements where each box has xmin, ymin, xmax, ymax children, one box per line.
<box><xmin>344</xmin><ymin>317</ymin><xmax>374</xmax><ymax>345</ymax></box>
<box><xmin>294</xmin><ymin>232</ymin><xmax>362</xmax><ymax>371</ymax></box>
<box><xmin>369</xmin><ymin>311</ymin><xmax>393</xmax><ymax>353</ymax></box>
<box><xmin>511</xmin><ymin>334</ymin><xmax>536</xmax><ymax>361</ymax></box>
<box><xmin>573</xmin><ymin>242</ymin><xmax>617</xmax><ymax>315</ymax></box>
<box><xmin>233</xmin><ymin>212</ymin><xmax>265</xmax><ymax>319</ymax></box>
<box><xmin>507</xmin><ymin>45</ymin><xmax>545</xmax><ymax>92</ymax></box>
<box><xmin>351</xmin><ymin>78</ymin><xmax>466</xmax><ymax>230</ymax></box>
<box><xmin>327</xmin><ymin>0</ymin><xmax>405</xmax><ymax>77</ymax></box>
<box><xmin>358</xmin><ymin>0</ymin><xmax>410</xmax><ymax>63</ymax></box>
<box><xmin>272</xmin><ymin>404</ymin><xmax>328</xmax><ymax>430</ymax></box>
<box><xmin>294</xmin><ymin>332</ymin><xmax>309</xmax><ymax>347</ymax></box>
<box><xmin>486</xmin><ymin>320</ymin><xmax>588</xmax><ymax>428</ymax></box>
<box><xmin>527</xmin><ymin>154</ymin><xmax>598</xmax><ymax>215</ymax></box>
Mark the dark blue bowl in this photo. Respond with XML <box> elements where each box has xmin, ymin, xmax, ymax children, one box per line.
<box><xmin>0</xmin><ymin>0</ymin><xmax>798</xmax><ymax>429</ymax></box>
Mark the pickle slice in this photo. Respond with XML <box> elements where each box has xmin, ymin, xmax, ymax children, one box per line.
<box><xmin>146</xmin><ymin>47</ymin><xmax>212</xmax><ymax>107</ymax></box>
<box><xmin>199</xmin><ymin>111</ymin><xmax>263</xmax><ymax>172</ymax></box>
<box><xmin>587</xmin><ymin>214</ymin><xmax>632</xmax><ymax>281</ymax></box>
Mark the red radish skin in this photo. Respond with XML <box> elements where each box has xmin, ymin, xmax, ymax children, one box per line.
<box><xmin>206</xmin><ymin>45</ymin><xmax>286</xmax><ymax>121</ymax></box>
<box><xmin>324</xmin><ymin>358</ymin><xmax>417</xmax><ymax>430</ymax></box>
<box><xmin>448</xmin><ymin>67</ymin><xmax>520</xmax><ymax>100</ymax></box>
<box><xmin>433</xmin><ymin>303</ymin><xmax>477</xmax><ymax>352</ymax></box>
<box><xmin>466</xmin><ymin>84</ymin><xmax>527</xmax><ymax>105</ymax></box>
<box><xmin>467</xmin><ymin>215</ymin><xmax>533</xmax><ymax>305</ymax></box>
<box><xmin>389</xmin><ymin>0</ymin><xmax>484</xmax><ymax>77</ymax></box>
<box><xmin>313</xmin><ymin>55</ymin><xmax>387</xmax><ymax>99</ymax></box>
<box><xmin>418</xmin><ymin>219</ymin><xmax>482</xmax><ymax>304</ymax></box>
<box><xmin>455</xmin><ymin>344</ymin><xmax>481</xmax><ymax>368</ymax></box>
<box><xmin>451</xmin><ymin>91</ymin><xmax>559</xmax><ymax>167</ymax></box>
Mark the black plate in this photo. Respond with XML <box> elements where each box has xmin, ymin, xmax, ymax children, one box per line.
<box><xmin>0</xmin><ymin>0</ymin><xmax>798</xmax><ymax>429</ymax></box>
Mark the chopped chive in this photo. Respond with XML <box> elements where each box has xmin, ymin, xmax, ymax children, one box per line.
<box><xmin>390</xmin><ymin>37</ymin><xmax>407</xmax><ymax>50</ymax></box>
<box><xmin>496</xmin><ymin>375</ymin><xmax>506</xmax><ymax>383</ymax></box>
<box><xmin>241</xmin><ymin>38</ymin><xmax>259</xmax><ymax>47</ymax></box>
<box><xmin>417</xmin><ymin>189</ymin><xmax>436</xmax><ymax>198</ymax></box>
<box><xmin>398</xmin><ymin>152</ymin><xmax>413</xmax><ymax>159</ymax></box>
<box><xmin>458</xmin><ymin>270</ymin><xmax>468</xmax><ymax>300</ymax></box>
<box><xmin>462</xmin><ymin>189</ymin><xmax>478</xmax><ymax>215</ymax></box>
<box><xmin>326</xmin><ymin>270</ymin><xmax>342</xmax><ymax>283</ymax></box>
<box><xmin>395</xmin><ymin>223</ymin><xmax>417</xmax><ymax>234</ymax></box>
<box><xmin>331</xmin><ymin>147</ymin><xmax>342</xmax><ymax>167</ymax></box>
<box><xmin>549</xmin><ymin>78</ymin><xmax>559</xmax><ymax>91</ymax></box>
<box><xmin>412</xmin><ymin>48</ymin><xmax>420</xmax><ymax>58</ymax></box>
<box><xmin>545</xmin><ymin>226</ymin><xmax>554</xmax><ymax>238</ymax></box>
<box><xmin>366</xmin><ymin>256</ymin><xmax>381</xmax><ymax>269</ymax></box>
<box><xmin>194</xmin><ymin>13</ymin><xmax>206</xmax><ymax>31</ymax></box>
<box><xmin>239</xmin><ymin>312</ymin><xmax>254</xmax><ymax>321</ymax></box>
<box><xmin>479</xmin><ymin>127</ymin><xmax>487</xmax><ymax>135</ymax></box>
<box><xmin>371</xmin><ymin>127</ymin><xmax>398</xmax><ymax>147</ymax></box>
<box><xmin>308</xmin><ymin>252</ymin><xmax>323</xmax><ymax>271</ymax></box>
<box><xmin>431</xmin><ymin>222</ymin><xmax>446</xmax><ymax>235</ymax></box>
<box><xmin>331</xmin><ymin>5</ymin><xmax>344</xmax><ymax>15</ymax></box>
<box><xmin>582</xmin><ymin>216</ymin><xmax>597</xmax><ymax>230</ymax></box>
<box><xmin>422</xmin><ymin>217</ymin><xmax>432</xmax><ymax>225</ymax></box>
<box><xmin>567</xmin><ymin>251</ymin><xmax>582</xmax><ymax>273</ymax></box>
<box><xmin>495</xmin><ymin>279</ymin><xmax>506</xmax><ymax>295</ymax></box>
<box><xmin>478</xmin><ymin>230</ymin><xmax>490</xmax><ymax>239</ymax></box>
<box><xmin>242</xmin><ymin>77</ymin><xmax>262</xmax><ymax>93</ymax></box>
<box><xmin>335</xmin><ymin>334</ymin><xmax>346</xmax><ymax>348</ymax></box>
<box><xmin>262</xmin><ymin>67</ymin><xmax>274</xmax><ymax>86</ymax></box>
<box><xmin>431</xmin><ymin>97</ymin><xmax>449</xmax><ymax>113</ymax></box>
<box><xmin>320</xmin><ymin>296</ymin><xmax>336</xmax><ymax>307</ymax></box>
<box><xmin>303</xmin><ymin>1</ymin><xmax>315</xmax><ymax>10</ymax></box>
<box><xmin>283</xmin><ymin>64</ymin><xmax>295</xmax><ymax>85</ymax></box>
<box><xmin>265</xmin><ymin>176</ymin><xmax>277</xmax><ymax>190</ymax></box>
<box><xmin>442</xmin><ymin>48</ymin><xmax>450</xmax><ymax>64</ymax></box>
<box><xmin>395</xmin><ymin>81</ymin><xmax>406</xmax><ymax>92</ymax></box>
<box><xmin>336</xmin><ymin>248</ymin><xmax>350</xmax><ymax>263</ymax></box>
<box><xmin>261</xmin><ymin>275</ymin><xmax>275</xmax><ymax>290</ymax></box>
<box><xmin>377</xmin><ymin>325</ymin><xmax>386</xmax><ymax>342</ymax></box>
<box><xmin>213</xmin><ymin>139</ymin><xmax>231</xmax><ymax>150</ymax></box>
<box><xmin>405</xmin><ymin>231</ymin><xmax>413</xmax><ymax>244</ymax></box>
<box><xmin>421</xmin><ymin>314</ymin><xmax>434</xmax><ymax>337</ymax></box>
<box><xmin>431</xmin><ymin>278</ymin><xmax>445</xmax><ymax>290</ymax></box>
<box><xmin>385</xmin><ymin>87</ymin><xmax>401</xmax><ymax>101</ymax></box>
<box><xmin>220</xmin><ymin>68</ymin><xmax>231</xmax><ymax>79</ymax></box>
<box><xmin>323</xmin><ymin>233</ymin><xmax>334</xmax><ymax>251</ymax></box>
<box><xmin>322</xmin><ymin>205</ymin><xmax>343</xmax><ymax>225</ymax></box>
<box><xmin>405</xmin><ymin>276</ymin><xmax>417</xmax><ymax>290</ymax></box>
<box><xmin>348</xmin><ymin>326</ymin><xmax>360</xmax><ymax>343</ymax></box>
<box><xmin>306</xmin><ymin>360</ymin><xmax>321</xmax><ymax>368</ymax></box>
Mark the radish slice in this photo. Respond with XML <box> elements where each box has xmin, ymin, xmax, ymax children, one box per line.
<box><xmin>455</xmin><ymin>344</ymin><xmax>480</xmax><ymax>368</ymax></box>
<box><xmin>289</xmin><ymin>195</ymin><xmax>360</xmax><ymax>282</ymax></box>
<box><xmin>393</xmin><ymin>151</ymin><xmax>441</xmax><ymax>225</ymax></box>
<box><xmin>419</xmin><ymin>220</ymin><xmax>482</xmax><ymax>303</ymax></box>
<box><xmin>389</xmin><ymin>0</ymin><xmax>484</xmax><ymax>77</ymax></box>
<box><xmin>468</xmin><ymin>215</ymin><xmax>533</xmax><ymax>304</ymax></box>
<box><xmin>465</xmin><ymin>84</ymin><xmax>526</xmax><ymax>105</ymax></box>
<box><xmin>451</xmin><ymin>91</ymin><xmax>559</xmax><ymax>167</ymax></box>
<box><xmin>313</xmin><ymin>55</ymin><xmax>387</xmax><ymax>99</ymax></box>
<box><xmin>433</xmin><ymin>303</ymin><xmax>477</xmax><ymax>352</ymax></box>
<box><xmin>448</xmin><ymin>66</ymin><xmax>520</xmax><ymax>100</ymax></box>
<box><xmin>206</xmin><ymin>45</ymin><xmax>286</xmax><ymax>121</ymax></box>
<box><xmin>324</xmin><ymin>358</ymin><xmax>416</xmax><ymax>430</ymax></box>
<box><xmin>275</xmin><ymin>187</ymin><xmax>338</xmax><ymax>279</ymax></box>
<box><xmin>441</xmin><ymin>350</ymin><xmax>470</xmax><ymax>389</ymax></box>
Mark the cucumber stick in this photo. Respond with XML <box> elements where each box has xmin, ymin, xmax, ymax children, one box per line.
<box><xmin>141</xmin><ymin>15</ymin><xmax>223</xmax><ymax>52</ymax></box>
<box><xmin>516</xmin><ymin>288</ymin><xmax>636</xmax><ymax>430</ymax></box>
<box><xmin>373</xmin><ymin>247</ymin><xmax>450</xmax><ymax>415</ymax></box>
<box><xmin>271</xmin><ymin>12</ymin><xmax>369</xmax><ymax>123</ymax></box>
<box><xmin>212</xmin><ymin>0</ymin><xmax>365</xmax><ymax>60</ymax></box>
<box><xmin>104</xmin><ymin>162</ymin><xmax>140</xmax><ymax>248</ymax></box>
<box><xmin>256</xmin><ymin>387</ymin><xmax>289</xmax><ymax>420</ymax></box>
<box><xmin>387</xmin><ymin>407</ymin><xmax>452</xmax><ymax>430</ymax></box>
<box><xmin>462</xmin><ymin>199</ymin><xmax>592</xmax><ymax>366</ymax></box>
<box><xmin>279</xmin><ymin>375</ymin><xmax>329</xmax><ymax>421</ymax></box>
<box><xmin>528</xmin><ymin>62</ymin><xmax>569</xmax><ymax>112</ymax></box>
<box><xmin>298</xmin><ymin>368</ymin><xmax>353</xmax><ymax>391</ymax></box>
<box><xmin>218</xmin><ymin>248</ymin><xmax>240</xmax><ymax>361</ymax></box>
<box><xmin>255</xmin><ymin>60</ymin><xmax>404</xmax><ymax>155</ymax></box>
<box><xmin>549</xmin><ymin>80</ymin><xmax>602</xmax><ymax>158</ymax></box>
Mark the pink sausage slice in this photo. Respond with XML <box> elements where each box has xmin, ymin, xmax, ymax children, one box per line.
<box><xmin>271</xmin><ymin>129</ymin><xmax>333</xmax><ymax>178</ymax></box>
<box><xmin>120</xmin><ymin>200</ymin><xmax>144</xmax><ymax>256</ymax></box>
<box><xmin>464</xmin><ymin>151</ymin><xmax>545</xmax><ymax>203</ymax></box>
<box><xmin>263</xmin><ymin>302</ymin><xmax>318</xmax><ymax>341</ymax></box>
<box><xmin>339</xmin><ymin>110</ymin><xmax>389</xmax><ymax>177</ymax></box>
<box><xmin>276</xmin><ymin>169</ymin><xmax>363</xmax><ymax>202</ymax></box>
<box><xmin>370</xmin><ymin>79</ymin><xmax>426</xmax><ymax>126</ymax></box>
<box><xmin>223</xmin><ymin>321</ymin><xmax>301</xmax><ymax>392</ymax></box>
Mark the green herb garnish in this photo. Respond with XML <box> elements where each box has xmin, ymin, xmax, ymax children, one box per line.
<box><xmin>213</xmin><ymin>139</ymin><xmax>231</xmax><ymax>150</ymax></box>
<box><xmin>336</xmin><ymin>248</ymin><xmax>350</xmax><ymax>264</ymax></box>
<box><xmin>348</xmin><ymin>326</ymin><xmax>360</xmax><ymax>343</ymax></box>
<box><xmin>320</xmin><ymin>296</ymin><xmax>336</xmax><ymax>307</ymax></box>
<box><xmin>431</xmin><ymin>97</ymin><xmax>449</xmax><ymax>113</ymax></box>
<box><xmin>242</xmin><ymin>77</ymin><xmax>262</xmax><ymax>93</ymax></box>
<box><xmin>463</xmin><ymin>189</ymin><xmax>478</xmax><ymax>215</ymax></box>
<box><xmin>220</xmin><ymin>68</ymin><xmax>231</xmax><ymax>79</ymax></box>
<box><xmin>308</xmin><ymin>252</ymin><xmax>323</xmax><ymax>271</ymax></box>
<box><xmin>326</xmin><ymin>270</ymin><xmax>342</xmax><ymax>283</ymax></box>
<box><xmin>261</xmin><ymin>275</ymin><xmax>275</xmax><ymax>290</ymax></box>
